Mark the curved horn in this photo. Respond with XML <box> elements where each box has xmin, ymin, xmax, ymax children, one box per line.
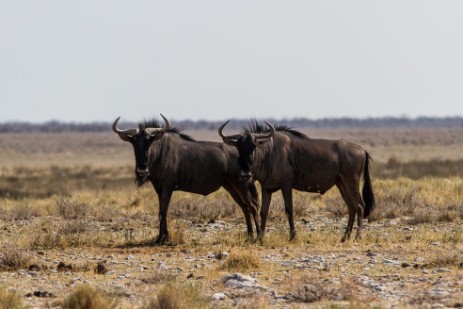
<box><xmin>112</xmin><ymin>117</ymin><xmax>139</xmax><ymax>136</ymax></box>
<box><xmin>145</xmin><ymin>114</ymin><xmax>172</xmax><ymax>136</ymax></box>
<box><xmin>159</xmin><ymin>114</ymin><xmax>171</xmax><ymax>131</ymax></box>
<box><xmin>218</xmin><ymin>120</ymin><xmax>242</xmax><ymax>141</ymax></box>
<box><xmin>254</xmin><ymin>121</ymin><xmax>275</xmax><ymax>140</ymax></box>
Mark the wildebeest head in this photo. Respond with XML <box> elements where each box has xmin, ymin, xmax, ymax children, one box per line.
<box><xmin>219</xmin><ymin>120</ymin><xmax>275</xmax><ymax>182</ymax></box>
<box><xmin>112</xmin><ymin>114</ymin><xmax>171</xmax><ymax>185</ymax></box>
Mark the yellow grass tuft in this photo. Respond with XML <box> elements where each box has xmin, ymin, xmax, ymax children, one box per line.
<box><xmin>61</xmin><ymin>284</ymin><xmax>116</xmax><ymax>309</ymax></box>
<box><xmin>222</xmin><ymin>249</ymin><xmax>261</xmax><ymax>271</ymax></box>
<box><xmin>0</xmin><ymin>247</ymin><xmax>32</xmax><ymax>271</ymax></box>
<box><xmin>0</xmin><ymin>287</ymin><xmax>27</xmax><ymax>309</ymax></box>
<box><xmin>142</xmin><ymin>282</ymin><xmax>209</xmax><ymax>309</ymax></box>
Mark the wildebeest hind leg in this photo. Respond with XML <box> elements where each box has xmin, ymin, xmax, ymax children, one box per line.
<box><xmin>336</xmin><ymin>181</ymin><xmax>356</xmax><ymax>242</ymax></box>
<box><xmin>342</xmin><ymin>179</ymin><xmax>365</xmax><ymax>241</ymax></box>
<box><xmin>350</xmin><ymin>185</ymin><xmax>365</xmax><ymax>241</ymax></box>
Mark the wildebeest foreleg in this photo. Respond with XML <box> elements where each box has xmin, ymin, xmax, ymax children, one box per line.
<box><xmin>154</xmin><ymin>189</ymin><xmax>173</xmax><ymax>245</ymax></box>
<box><xmin>258</xmin><ymin>189</ymin><xmax>273</xmax><ymax>243</ymax></box>
<box><xmin>223</xmin><ymin>185</ymin><xmax>254</xmax><ymax>241</ymax></box>
<box><xmin>281</xmin><ymin>185</ymin><xmax>296</xmax><ymax>241</ymax></box>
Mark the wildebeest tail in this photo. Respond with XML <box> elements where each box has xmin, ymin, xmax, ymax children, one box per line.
<box><xmin>362</xmin><ymin>152</ymin><xmax>376</xmax><ymax>218</ymax></box>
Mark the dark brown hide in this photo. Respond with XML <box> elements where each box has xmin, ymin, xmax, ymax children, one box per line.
<box><xmin>114</xmin><ymin>116</ymin><xmax>260</xmax><ymax>244</ymax></box>
<box><xmin>220</xmin><ymin>121</ymin><xmax>375</xmax><ymax>242</ymax></box>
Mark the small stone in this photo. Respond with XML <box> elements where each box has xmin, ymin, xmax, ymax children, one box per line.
<box><xmin>94</xmin><ymin>261</ymin><xmax>108</xmax><ymax>274</ymax></box>
<box><xmin>211</xmin><ymin>292</ymin><xmax>226</xmax><ymax>301</ymax></box>
<box><xmin>28</xmin><ymin>264</ymin><xmax>41</xmax><ymax>271</ymax></box>
<box><xmin>126</xmin><ymin>255</ymin><xmax>135</xmax><ymax>261</ymax></box>
<box><xmin>57</xmin><ymin>262</ymin><xmax>72</xmax><ymax>272</ymax></box>
<box><xmin>215</xmin><ymin>251</ymin><xmax>229</xmax><ymax>260</ymax></box>
<box><xmin>222</xmin><ymin>273</ymin><xmax>258</xmax><ymax>288</ymax></box>
<box><xmin>382</xmin><ymin>258</ymin><xmax>400</xmax><ymax>266</ymax></box>
<box><xmin>401</xmin><ymin>262</ymin><xmax>411</xmax><ymax>268</ymax></box>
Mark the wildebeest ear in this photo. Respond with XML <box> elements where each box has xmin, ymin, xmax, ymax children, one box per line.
<box><xmin>144</xmin><ymin>129</ymin><xmax>166</xmax><ymax>140</ymax></box>
<box><xmin>117</xmin><ymin>134</ymin><xmax>132</xmax><ymax>142</ymax></box>
<box><xmin>223</xmin><ymin>139</ymin><xmax>238</xmax><ymax>147</ymax></box>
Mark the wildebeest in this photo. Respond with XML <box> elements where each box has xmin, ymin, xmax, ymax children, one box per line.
<box><xmin>219</xmin><ymin>120</ymin><xmax>375</xmax><ymax>242</ymax></box>
<box><xmin>112</xmin><ymin>115</ymin><xmax>260</xmax><ymax>244</ymax></box>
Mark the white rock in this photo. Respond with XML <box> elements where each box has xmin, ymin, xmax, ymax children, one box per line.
<box><xmin>211</xmin><ymin>292</ymin><xmax>226</xmax><ymax>301</ymax></box>
<box><xmin>222</xmin><ymin>273</ymin><xmax>259</xmax><ymax>288</ymax></box>
<box><xmin>435</xmin><ymin>268</ymin><xmax>451</xmax><ymax>273</ymax></box>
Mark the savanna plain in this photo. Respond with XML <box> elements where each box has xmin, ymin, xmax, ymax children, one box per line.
<box><xmin>1</xmin><ymin>127</ymin><xmax>463</xmax><ymax>308</ymax></box>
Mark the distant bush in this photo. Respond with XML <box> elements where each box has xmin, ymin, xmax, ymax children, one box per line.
<box><xmin>1</xmin><ymin>116</ymin><xmax>463</xmax><ymax>133</ymax></box>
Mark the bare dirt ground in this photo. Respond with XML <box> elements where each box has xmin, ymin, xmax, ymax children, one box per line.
<box><xmin>2</xmin><ymin>200</ymin><xmax>463</xmax><ymax>308</ymax></box>
<box><xmin>1</xmin><ymin>128</ymin><xmax>463</xmax><ymax>308</ymax></box>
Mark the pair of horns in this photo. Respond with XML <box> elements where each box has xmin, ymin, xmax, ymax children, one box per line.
<box><xmin>112</xmin><ymin>114</ymin><xmax>171</xmax><ymax>136</ymax></box>
<box><xmin>218</xmin><ymin>120</ymin><xmax>275</xmax><ymax>141</ymax></box>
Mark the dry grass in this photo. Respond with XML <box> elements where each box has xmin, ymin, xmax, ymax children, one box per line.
<box><xmin>142</xmin><ymin>282</ymin><xmax>209</xmax><ymax>309</ymax></box>
<box><xmin>0</xmin><ymin>287</ymin><xmax>27</xmax><ymax>309</ymax></box>
<box><xmin>0</xmin><ymin>247</ymin><xmax>33</xmax><ymax>271</ymax></box>
<box><xmin>430</xmin><ymin>250</ymin><xmax>463</xmax><ymax>268</ymax></box>
<box><xmin>61</xmin><ymin>285</ymin><xmax>116</xmax><ymax>309</ymax></box>
<box><xmin>222</xmin><ymin>249</ymin><xmax>261</xmax><ymax>271</ymax></box>
<box><xmin>1</xmin><ymin>130</ymin><xmax>463</xmax><ymax>308</ymax></box>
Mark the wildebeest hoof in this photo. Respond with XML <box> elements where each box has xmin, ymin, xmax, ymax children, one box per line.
<box><xmin>244</xmin><ymin>235</ymin><xmax>255</xmax><ymax>243</ymax></box>
<box><xmin>153</xmin><ymin>235</ymin><xmax>169</xmax><ymax>245</ymax></box>
<box><xmin>289</xmin><ymin>231</ymin><xmax>297</xmax><ymax>242</ymax></box>
<box><xmin>340</xmin><ymin>235</ymin><xmax>350</xmax><ymax>243</ymax></box>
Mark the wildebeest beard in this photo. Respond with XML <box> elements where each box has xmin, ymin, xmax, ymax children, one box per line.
<box><xmin>135</xmin><ymin>173</ymin><xmax>149</xmax><ymax>186</ymax></box>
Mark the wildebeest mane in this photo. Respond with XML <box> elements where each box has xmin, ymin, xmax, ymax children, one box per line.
<box><xmin>242</xmin><ymin>120</ymin><xmax>308</xmax><ymax>139</ymax></box>
<box><xmin>139</xmin><ymin>119</ymin><xmax>195</xmax><ymax>141</ymax></box>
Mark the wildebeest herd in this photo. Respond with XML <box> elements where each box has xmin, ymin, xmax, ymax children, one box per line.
<box><xmin>113</xmin><ymin>115</ymin><xmax>376</xmax><ymax>244</ymax></box>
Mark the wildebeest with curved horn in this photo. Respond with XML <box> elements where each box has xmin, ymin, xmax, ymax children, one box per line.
<box><xmin>219</xmin><ymin>120</ymin><xmax>375</xmax><ymax>242</ymax></box>
<box><xmin>113</xmin><ymin>115</ymin><xmax>260</xmax><ymax>244</ymax></box>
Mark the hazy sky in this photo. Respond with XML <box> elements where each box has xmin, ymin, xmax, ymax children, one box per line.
<box><xmin>1</xmin><ymin>1</ymin><xmax>462</xmax><ymax>122</ymax></box>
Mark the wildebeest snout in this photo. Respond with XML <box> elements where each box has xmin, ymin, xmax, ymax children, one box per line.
<box><xmin>136</xmin><ymin>167</ymin><xmax>149</xmax><ymax>176</ymax></box>
<box><xmin>240</xmin><ymin>171</ymin><xmax>253</xmax><ymax>181</ymax></box>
